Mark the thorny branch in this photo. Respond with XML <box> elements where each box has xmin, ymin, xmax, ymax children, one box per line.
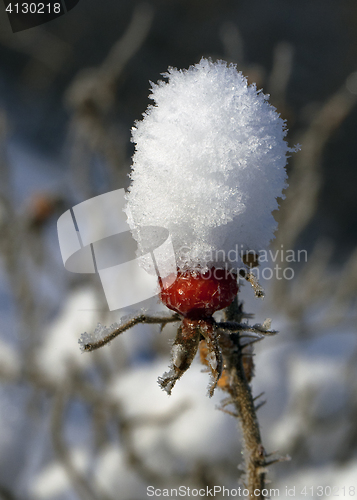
<box><xmin>218</xmin><ymin>298</ymin><xmax>268</xmax><ymax>498</ymax></box>
<box><xmin>79</xmin><ymin>291</ymin><xmax>284</xmax><ymax>499</ymax></box>
<box><xmin>217</xmin><ymin>297</ymin><xmax>290</xmax><ymax>499</ymax></box>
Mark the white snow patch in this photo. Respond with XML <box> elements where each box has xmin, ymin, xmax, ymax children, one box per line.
<box><xmin>126</xmin><ymin>58</ymin><xmax>295</xmax><ymax>275</ymax></box>
<box><xmin>36</xmin><ymin>288</ymin><xmax>99</xmax><ymax>381</ymax></box>
<box><xmin>107</xmin><ymin>358</ymin><xmax>239</xmax><ymax>474</ymax></box>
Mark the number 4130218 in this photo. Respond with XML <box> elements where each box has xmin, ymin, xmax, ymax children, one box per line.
<box><xmin>5</xmin><ymin>3</ymin><xmax>62</xmax><ymax>14</ymax></box>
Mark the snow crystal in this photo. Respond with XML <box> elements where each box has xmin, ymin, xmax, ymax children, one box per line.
<box><xmin>78</xmin><ymin>321</ymin><xmax>119</xmax><ymax>351</ymax></box>
<box><xmin>125</xmin><ymin>58</ymin><xmax>296</xmax><ymax>275</ymax></box>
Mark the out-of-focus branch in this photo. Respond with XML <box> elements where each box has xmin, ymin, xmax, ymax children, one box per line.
<box><xmin>323</xmin><ymin>246</ymin><xmax>357</xmax><ymax>324</ymax></box>
<box><xmin>101</xmin><ymin>3</ymin><xmax>154</xmax><ymax>81</ymax></box>
<box><xmin>0</xmin><ymin>485</ymin><xmax>19</xmax><ymax>500</ymax></box>
<box><xmin>0</xmin><ymin>362</ymin><xmax>193</xmax><ymax>491</ymax></box>
<box><xmin>67</xmin><ymin>3</ymin><xmax>154</xmax><ymax>113</ymax></box>
<box><xmin>276</xmin><ymin>77</ymin><xmax>357</xmax><ymax>251</ymax></box>
<box><xmin>51</xmin><ymin>385</ymin><xmax>110</xmax><ymax>500</ymax></box>
<box><xmin>0</xmin><ymin>23</ymin><xmax>72</xmax><ymax>87</ymax></box>
<box><xmin>65</xmin><ymin>3</ymin><xmax>154</xmax><ymax>197</ymax></box>
<box><xmin>268</xmin><ymin>42</ymin><xmax>294</xmax><ymax>112</ymax></box>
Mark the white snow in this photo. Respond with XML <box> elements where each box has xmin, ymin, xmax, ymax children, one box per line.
<box><xmin>30</xmin><ymin>448</ymin><xmax>88</xmax><ymax>499</ymax></box>
<box><xmin>94</xmin><ymin>446</ymin><xmax>147</xmax><ymax>499</ymax></box>
<box><xmin>125</xmin><ymin>58</ymin><xmax>295</xmax><ymax>275</ymax></box>
<box><xmin>36</xmin><ymin>288</ymin><xmax>98</xmax><ymax>381</ymax></box>
<box><xmin>107</xmin><ymin>358</ymin><xmax>239</xmax><ymax>475</ymax></box>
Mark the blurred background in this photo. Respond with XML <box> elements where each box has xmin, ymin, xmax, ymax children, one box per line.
<box><xmin>0</xmin><ymin>0</ymin><xmax>357</xmax><ymax>498</ymax></box>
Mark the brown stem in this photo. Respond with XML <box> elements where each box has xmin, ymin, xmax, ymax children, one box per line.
<box><xmin>81</xmin><ymin>313</ymin><xmax>181</xmax><ymax>351</ymax></box>
<box><xmin>221</xmin><ymin>297</ymin><xmax>267</xmax><ymax>499</ymax></box>
<box><xmin>225</xmin><ymin>341</ymin><xmax>266</xmax><ymax>498</ymax></box>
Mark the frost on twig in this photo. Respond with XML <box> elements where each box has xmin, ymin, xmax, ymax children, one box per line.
<box><xmin>79</xmin><ymin>312</ymin><xmax>180</xmax><ymax>352</ymax></box>
<box><xmin>216</xmin><ymin>319</ymin><xmax>277</xmax><ymax>337</ymax></box>
<box><xmin>79</xmin><ymin>321</ymin><xmax>120</xmax><ymax>352</ymax></box>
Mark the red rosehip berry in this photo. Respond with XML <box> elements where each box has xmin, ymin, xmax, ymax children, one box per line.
<box><xmin>159</xmin><ymin>267</ymin><xmax>238</xmax><ymax>319</ymax></box>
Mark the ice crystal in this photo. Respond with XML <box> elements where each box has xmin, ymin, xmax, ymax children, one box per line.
<box><xmin>125</xmin><ymin>58</ymin><xmax>296</xmax><ymax>275</ymax></box>
<box><xmin>79</xmin><ymin>322</ymin><xmax>119</xmax><ymax>352</ymax></box>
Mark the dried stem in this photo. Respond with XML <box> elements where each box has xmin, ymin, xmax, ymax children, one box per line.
<box><xmin>217</xmin><ymin>321</ymin><xmax>277</xmax><ymax>336</ymax></box>
<box><xmin>81</xmin><ymin>313</ymin><xmax>180</xmax><ymax>351</ymax></box>
<box><xmin>219</xmin><ymin>297</ymin><xmax>268</xmax><ymax>499</ymax></box>
<box><xmin>222</xmin><ymin>340</ymin><xmax>266</xmax><ymax>497</ymax></box>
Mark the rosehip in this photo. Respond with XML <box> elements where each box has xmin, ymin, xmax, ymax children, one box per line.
<box><xmin>159</xmin><ymin>267</ymin><xmax>238</xmax><ymax>319</ymax></box>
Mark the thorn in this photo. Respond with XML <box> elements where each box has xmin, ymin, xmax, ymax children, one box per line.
<box><xmin>255</xmin><ymin>401</ymin><xmax>266</xmax><ymax>411</ymax></box>
<box><xmin>216</xmin><ymin>406</ymin><xmax>239</xmax><ymax>418</ymax></box>
<box><xmin>264</xmin><ymin>455</ymin><xmax>291</xmax><ymax>466</ymax></box>
<box><xmin>239</xmin><ymin>333</ymin><xmax>264</xmax><ymax>340</ymax></box>
<box><xmin>265</xmin><ymin>450</ymin><xmax>279</xmax><ymax>458</ymax></box>
<box><xmin>253</xmin><ymin>392</ymin><xmax>265</xmax><ymax>402</ymax></box>
<box><xmin>241</xmin><ymin>338</ymin><xmax>263</xmax><ymax>348</ymax></box>
<box><xmin>220</xmin><ymin>397</ymin><xmax>236</xmax><ymax>408</ymax></box>
<box><xmin>242</xmin><ymin>312</ymin><xmax>255</xmax><ymax>319</ymax></box>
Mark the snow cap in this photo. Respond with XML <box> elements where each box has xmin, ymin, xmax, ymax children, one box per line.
<box><xmin>125</xmin><ymin>58</ymin><xmax>293</xmax><ymax>275</ymax></box>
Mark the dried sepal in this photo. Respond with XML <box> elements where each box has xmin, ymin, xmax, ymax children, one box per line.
<box><xmin>158</xmin><ymin>321</ymin><xmax>201</xmax><ymax>395</ymax></box>
<box><xmin>197</xmin><ymin>320</ymin><xmax>223</xmax><ymax>397</ymax></box>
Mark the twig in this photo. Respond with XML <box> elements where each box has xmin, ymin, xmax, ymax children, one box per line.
<box><xmin>219</xmin><ymin>298</ymin><xmax>269</xmax><ymax>499</ymax></box>
<box><xmin>81</xmin><ymin>313</ymin><xmax>181</xmax><ymax>351</ymax></box>
<box><xmin>217</xmin><ymin>321</ymin><xmax>277</xmax><ymax>336</ymax></box>
<box><xmin>101</xmin><ymin>3</ymin><xmax>154</xmax><ymax>81</ymax></box>
<box><xmin>222</xmin><ymin>337</ymin><xmax>267</xmax><ymax>497</ymax></box>
<box><xmin>276</xmin><ymin>77</ymin><xmax>357</xmax><ymax>252</ymax></box>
